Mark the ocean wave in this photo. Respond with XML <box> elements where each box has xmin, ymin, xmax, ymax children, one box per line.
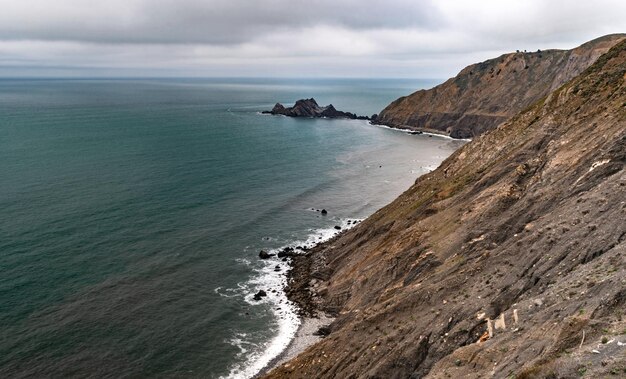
<box><xmin>221</xmin><ymin>217</ymin><xmax>361</xmax><ymax>379</ymax></box>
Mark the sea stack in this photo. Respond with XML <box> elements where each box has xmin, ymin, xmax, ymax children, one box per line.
<box><xmin>262</xmin><ymin>98</ymin><xmax>369</xmax><ymax>120</ymax></box>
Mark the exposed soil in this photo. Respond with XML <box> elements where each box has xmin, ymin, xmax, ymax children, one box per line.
<box><xmin>263</xmin><ymin>38</ymin><xmax>626</xmax><ymax>379</ymax></box>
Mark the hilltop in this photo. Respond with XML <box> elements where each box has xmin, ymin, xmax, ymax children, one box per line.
<box><xmin>376</xmin><ymin>34</ymin><xmax>625</xmax><ymax>138</ymax></box>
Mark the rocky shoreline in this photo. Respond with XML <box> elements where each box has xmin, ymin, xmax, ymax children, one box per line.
<box><xmin>252</xmin><ymin>222</ymin><xmax>353</xmax><ymax>377</ymax></box>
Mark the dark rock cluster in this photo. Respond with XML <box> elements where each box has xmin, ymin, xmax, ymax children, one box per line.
<box><xmin>262</xmin><ymin>98</ymin><xmax>372</xmax><ymax>120</ymax></box>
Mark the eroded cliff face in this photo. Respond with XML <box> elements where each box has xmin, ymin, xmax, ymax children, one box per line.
<box><xmin>376</xmin><ymin>34</ymin><xmax>625</xmax><ymax>138</ymax></box>
<box><xmin>266</xmin><ymin>39</ymin><xmax>626</xmax><ymax>378</ymax></box>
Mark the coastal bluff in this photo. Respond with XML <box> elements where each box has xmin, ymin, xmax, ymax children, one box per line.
<box><xmin>263</xmin><ymin>98</ymin><xmax>372</xmax><ymax>120</ymax></box>
<box><xmin>376</xmin><ymin>33</ymin><xmax>625</xmax><ymax>138</ymax></box>
<box><xmin>265</xmin><ymin>38</ymin><xmax>626</xmax><ymax>378</ymax></box>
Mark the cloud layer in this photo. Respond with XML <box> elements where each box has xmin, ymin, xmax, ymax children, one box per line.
<box><xmin>1</xmin><ymin>0</ymin><xmax>625</xmax><ymax>77</ymax></box>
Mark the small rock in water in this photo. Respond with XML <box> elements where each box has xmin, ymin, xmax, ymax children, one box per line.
<box><xmin>274</xmin><ymin>265</ymin><xmax>281</xmax><ymax>272</ymax></box>
<box><xmin>253</xmin><ymin>290</ymin><xmax>267</xmax><ymax>301</ymax></box>
<box><xmin>321</xmin><ymin>209</ymin><xmax>328</xmax><ymax>215</ymax></box>
<box><xmin>334</xmin><ymin>225</ymin><xmax>341</xmax><ymax>230</ymax></box>
<box><xmin>259</xmin><ymin>250</ymin><xmax>274</xmax><ymax>259</ymax></box>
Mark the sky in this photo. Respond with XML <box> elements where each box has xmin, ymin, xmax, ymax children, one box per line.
<box><xmin>0</xmin><ymin>0</ymin><xmax>625</xmax><ymax>78</ymax></box>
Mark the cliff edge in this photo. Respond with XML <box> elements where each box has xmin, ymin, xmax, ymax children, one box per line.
<box><xmin>376</xmin><ymin>34</ymin><xmax>625</xmax><ymax>138</ymax></box>
<box><xmin>266</xmin><ymin>38</ymin><xmax>626</xmax><ymax>378</ymax></box>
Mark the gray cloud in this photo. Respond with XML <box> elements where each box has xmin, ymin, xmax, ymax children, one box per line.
<box><xmin>0</xmin><ymin>0</ymin><xmax>624</xmax><ymax>78</ymax></box>
<box><xmin>0</xmin><ymin>0</ymin><xmax>442</xmax><ymax>44</ymax></box>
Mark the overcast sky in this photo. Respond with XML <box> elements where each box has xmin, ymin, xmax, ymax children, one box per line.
<box><xmin>0</xmin><ymin>0</ymin><xmax>624</xmax><ymax>78</ymax></box>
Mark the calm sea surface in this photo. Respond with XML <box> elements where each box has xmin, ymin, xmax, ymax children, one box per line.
<box><xmin>0</xmin><ymin>78</ymin><xmax>463</xmax><ymax>378</ymax></box>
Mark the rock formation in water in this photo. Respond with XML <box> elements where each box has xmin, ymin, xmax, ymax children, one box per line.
<box><xmin>263</xmin><ymin>98</ymin><xmax>370</xmax><ymax>120</ymax></box>
<box><xmin>376</xmin><ymin>34</ymin><xmax>625</xmax><ymax>138</ymax></box>
<box><xmin>264</xmin><ymin>37</ymin><xmax>626</xmax><ymax>378</ymax></box>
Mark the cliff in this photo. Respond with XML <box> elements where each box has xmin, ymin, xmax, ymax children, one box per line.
<box><xmin>376</xmin><ymin>34</ymin><xmax>625</xmax><ymax>138</ymax></box>
<box><xmin>265</xmin><ymin>38</ymin><xmax>626</xmax><ymax>378</ymax></box>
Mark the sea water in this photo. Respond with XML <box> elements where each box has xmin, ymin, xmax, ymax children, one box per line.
<box><xmin>0</xmin><ymin>78</ymin><xmax>464</xmax><ymax>378</ymax></box>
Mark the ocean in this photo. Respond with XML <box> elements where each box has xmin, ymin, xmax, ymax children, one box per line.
<box><xmin>0</xmin><ymin>78</ymin><xmax>464</xmax><ymax>378</ymax></box>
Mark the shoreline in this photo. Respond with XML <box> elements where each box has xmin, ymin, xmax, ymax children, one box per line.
<box><xmin>253</xmin><ymin>314</ymin><xmax>335</xmax><ymax>378</ymax></box>
<box><xmin>243</xmin><ymin>221</ymin><xmax>353</xmax><ymax>379</ymax></box>
<box><xmin>257</xmin><ymin>110</ymin><xmax>471</xmax><ymax>142</ymax></box>
<box><xmin>241</xmin><ymin>116</ymin><xmax>467</xmax><ymax>378</ymax></box>
<box><xmin>369</xmin><ymin>120</ymin><xmax>473</xmax><ymax>141</ymax></box>
<box><xmin>251</xmin><ymin>227</ymin><xmax>348</xmax><ymax>378</ymax></box>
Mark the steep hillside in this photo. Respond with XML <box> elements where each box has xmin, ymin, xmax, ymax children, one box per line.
<box><xmin>266</xmin><ymin>39</ymin><xmax>626</xmax><ymax>378</ymax></box>
<box><xmin>376</xmin><ymin>34</ymin><xmax>625</xmax><ymax>138</ymax></box>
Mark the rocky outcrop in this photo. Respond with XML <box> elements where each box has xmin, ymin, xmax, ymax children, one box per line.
<box><xmin>265</xmin><ymin>38</ymin><xmax>626</xmax><ymax>378</ymax></box>
<box><xmin>259</xmin><ymin>250</ymin><xmax>273</xmax><ymax>259</ymax></box>
<box><xmin>376</xmin><ymin>34</ymin><xmax>625</xmax><ymax>138</ymax></box>
<box><xmin>253</xmin><ymin>290</ymin><xmax>267</xmax><ymax>301</ymax></box>
<box><xmin>263</xmin><ymin>98</ymin><xmax>370</xmax><ymax>120</ymax></box>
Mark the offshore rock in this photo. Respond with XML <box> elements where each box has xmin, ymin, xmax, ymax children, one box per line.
<box><xmin>253</xmin><ymin>290</ymin><xmax>267</xmax><ymax>301</ymax></box>
<box><xmin>258</xmin><ymin>250</ymin><xmax>273</xmax><ymax>259</ymax></box>
<box><xmin>263</xmin><ymin>98</ymin><xmax>367</xmax><ymax>119</ymax></box>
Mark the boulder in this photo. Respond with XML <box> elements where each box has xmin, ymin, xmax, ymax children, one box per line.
<box><xmin>259</xmin><ymin>250</ymin><xmax>274</xmax><ymax>259</ymax></box>
<box><xmin>313</xmin><ymin>325</ymin><xmax>332</xmax><ymax>337</ymax></box>
<box><xmin>253</xmin><ymin>290</ymin><xmax>267</xmax><ymax>301</ymax></box>
<box><xmin>277</xmin><ymin>247</ymin><xmax>296</xmax><ymax>258</ymax></box>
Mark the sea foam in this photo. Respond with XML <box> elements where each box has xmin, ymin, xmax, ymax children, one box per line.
<box><xmin>221</xmin><ymin>217</ymin><xmax>360</xmax><ymax>379</ymax></box>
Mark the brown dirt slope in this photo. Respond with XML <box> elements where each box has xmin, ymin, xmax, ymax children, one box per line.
<box><xmin>265</xmin><ymin>39</ymin><xmax>626</xmax><ymax>378</ymax></box>
<box><xmin>376</xmin><ymin>34</ymin><xmax>625</xmax><ymax>138</ymax></box>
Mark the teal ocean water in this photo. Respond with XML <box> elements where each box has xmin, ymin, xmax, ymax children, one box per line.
<box><xmin>0</xmin><ymin>78</ymin><xmax>464</xmax><ymax>378</ymax></box>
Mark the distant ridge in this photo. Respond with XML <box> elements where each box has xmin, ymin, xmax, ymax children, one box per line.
<box><xmin>375</xmin><ymin>33</ymin><xmax>625</xmax><ymax>138</ymax></box>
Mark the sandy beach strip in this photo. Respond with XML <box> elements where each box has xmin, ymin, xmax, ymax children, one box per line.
<box><xmin>254</xmin><ymin>314</ymin><xmax>334</xmax><ymax>377</ymax></box>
